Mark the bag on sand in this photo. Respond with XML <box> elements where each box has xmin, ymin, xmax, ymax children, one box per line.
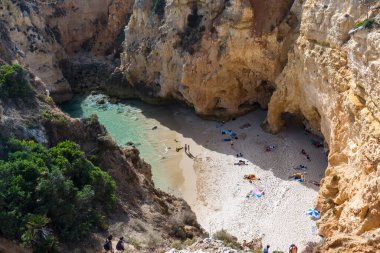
<box><xmin>103</xmin><ymin>240</ymin><xmax>111</xmax><ymax>251</ymax></box>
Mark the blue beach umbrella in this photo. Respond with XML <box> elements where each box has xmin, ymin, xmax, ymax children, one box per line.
<box><xmin>306</xmin><ymin>208</ymin><xmax>320</xmax><ymax>220</ymax></box>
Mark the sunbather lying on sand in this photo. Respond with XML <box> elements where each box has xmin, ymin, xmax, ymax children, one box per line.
<box><xmin>244</xmin><ymin>174</ymin><xmax>260</xmax><ymax>181</ymax></box>
<box><xmin>234</xmin><ymin>160</ymin><xmax>248</xmax><ymax>166</ymax></box>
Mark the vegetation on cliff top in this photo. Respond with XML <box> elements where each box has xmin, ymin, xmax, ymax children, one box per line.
<box><xmin>0</xmin><ymin>139</ymin><xmax>116</xmax><ymax>252</ymax></box>
<box><xmin>0</xmin><ymin>64</ymin><xmax>33</xmax><ymax>99</ymax></box>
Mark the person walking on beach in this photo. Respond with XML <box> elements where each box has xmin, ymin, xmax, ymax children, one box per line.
<box><xmin>103</xmin><ymin>235</ymin><xmax>114</xmax><ymax>252</ymax></box>
<box><xmin>263</xmin><ymin>245</ymin><xmax>270</xmax><ymax>253</ymax></box>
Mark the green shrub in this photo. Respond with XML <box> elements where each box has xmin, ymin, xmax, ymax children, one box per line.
<box><xmin>0</xmin><ymin>139</ymin><xmax>117</xmax><ymax>249</ymax></box>
<box><xmin>170</xmin><ymin>240</ymin><xmax>183</xmax><ymax>250</ymax></box>
<box><xmin>125</xmin><ymin>236</ymin><xmax>141</xmax><ymax>250</ymax></box>
<box><xmin>169</xmin><ymin>223</ymin><xmax>187</xmax><ymax>240</ymax></box>
<box><xmin>152</xmin><ymin>0</ymin><xmax>166</xmax><ymax>18</ymax></box>
<box><xmin>0</xmin><ymin>64</ymin><xmax>33</xmax><ymax>99</ymax></box>
<box><xmin>354</xmin><ymin>18</ymin><xmax>375</xmax><ymax>29</ymax></box>
<box><xmin>213</xmin><ymin>229</ymin><xmax>241</xmax><ymax>249</ymax></box>
<box><xmin>39</xmin><ymin>109</ymin><xmax>67</xmax><ymax>124</ymax></box>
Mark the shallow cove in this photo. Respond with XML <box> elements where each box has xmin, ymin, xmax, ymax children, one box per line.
<box><xmin>60</xmin><ymin>94</ymin><xmax>189</xmax><ymax>196</ymax></box>
<box><xmin>61</xmin><ymin>94</ymin><xmax>328</xmax><ymax>251</ymax></box>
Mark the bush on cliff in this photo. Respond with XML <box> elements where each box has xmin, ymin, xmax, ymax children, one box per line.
<box><xmin>153</xmin><ymin>0</ymin><xmax>166</xmax><ymax>18</ymax></box>
<box><xmin>0</xmin><ymin>64</ymin><xmax>33</xmax><ymax>99</ymax></box>
<box><xmin>213</xmin><ymin>229</ymin><xmax>241</xmax><ymax>249</ymax></box>
<box><xmin>0</xmin><ymin>139</ymin><xmax>116</xmax><ymax>252</ymax></box>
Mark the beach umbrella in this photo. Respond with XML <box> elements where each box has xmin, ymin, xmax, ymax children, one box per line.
<box><xmin>306</xmin><ymin>208</ymin><xmax>320</xmax><ymax>220</ymax></box>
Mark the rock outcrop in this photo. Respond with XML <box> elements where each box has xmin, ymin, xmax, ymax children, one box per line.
<box><xmin>0</xmin><ymin>0</ymin><xmax>133</xmax><ymax>101</ymax></box>
<box><xmin>119</xmin><ymin>0</ymin><xmax>297</xmax><ymax>117</ymax></box>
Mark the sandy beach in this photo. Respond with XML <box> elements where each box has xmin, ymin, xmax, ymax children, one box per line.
<box><xmin>144</xmin><ymin>107</ymin><xmax>327</xmax><ymax>252</ymax></box>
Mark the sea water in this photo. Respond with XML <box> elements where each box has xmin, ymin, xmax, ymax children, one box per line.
<box><xmin>60</xmin><ymin>94</ymin><xmax>179</xmax><ymax>193</ymax></box>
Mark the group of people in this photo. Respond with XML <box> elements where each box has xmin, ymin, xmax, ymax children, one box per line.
<box><xmin>103</xmin><ymin>235</ymin><xmax>125</xmax><ymax>252</ymax></box>
<box><xmin>262</xmin><ymin>244</ymin><xmax>298</xmax><ymax>253</ymax></box>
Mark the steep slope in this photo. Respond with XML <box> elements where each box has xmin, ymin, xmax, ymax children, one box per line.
<box><xmin>0</xmin><ymin>65</ymin><xmax>203</xmax><ymax>252</ymax></box>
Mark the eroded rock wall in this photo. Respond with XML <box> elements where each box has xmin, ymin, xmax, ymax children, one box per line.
<box><xmin>0</xmin><ymin>0</ymin><xmax>133</xmax><ymax>101</ymax></box>
<box><xmin>120</xmin><ymin>0</ymin><xmax>297</xmax><ymax>117</ymax></box>
<box><xmin>264</xmin><ymin>0</ymin><xmax>380</xmax><ymax>248</ymax></box>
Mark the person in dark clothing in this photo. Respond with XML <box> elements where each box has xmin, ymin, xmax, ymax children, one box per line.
<box><xmin>116</xmin><ymin>237</ymin><xmax>125</xmax><ymax>252</ymax></box>
<box><xmin>104</xmin><ymin>235</ymin><xmax>114</xmax><ymax>252</ymax></box>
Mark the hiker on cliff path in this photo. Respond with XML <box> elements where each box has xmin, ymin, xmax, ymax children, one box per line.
<box><xmin>116</xmin><ymin>237</ymin><xmax>125</xmax><ymax>252</ymax></box>
<box><xmin>103</xmin><ymin>235</ymin><xmax>114</xmax><ymax>253</ymax></box>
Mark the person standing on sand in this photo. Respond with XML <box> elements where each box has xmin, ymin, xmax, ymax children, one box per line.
<box><xmin>263</xmin><ymin>245</ymin><xmax>270</xmax><ymax>253</ymax></box>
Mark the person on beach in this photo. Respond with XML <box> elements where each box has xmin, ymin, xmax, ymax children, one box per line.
<box><xmin>185</xmin><ymin>144</ymin><xmax>187</xmax><ymax>152</ymax></box>
<box><xmin>263</xmin><ymin>245</ymin><xmax>270</xmax><ymax>253</ymax></box>
<box><xmin>230</xmin><ymin>140</ymin><xmax>234</xmax><ymax>147</ymax></box>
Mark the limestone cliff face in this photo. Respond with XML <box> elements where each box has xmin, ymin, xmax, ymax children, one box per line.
<box><xmin>120</xmin><ymin>0</ymin><xmax>297</xmax><ymax>117</ymax></box>
<box><xmin>0</xmin><ymin>0</ymin><xmax>133</xmax><ymax>101</ymax></box>
<box><xmin>265</xmin><ymin>1</ymin><xmax>380</xmax><ymax>250</ymax></box>
<box><xmin>121</xmin><ymin>0</ymin><xmax>380</xmax><ymax>250</ymax></box>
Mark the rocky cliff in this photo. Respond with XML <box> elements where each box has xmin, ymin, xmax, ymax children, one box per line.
<box><xmin>1</xmin><ymin>0</ymin><xmax>379</xmax><ymax>252</ymax></box>
<box><xmin>0</xmin><ymin>66</ymin><xmax>203</xmax><ymax>252</ymax></box>
<box><xmin>0</xmin><ymin>0</ymin><xmax>133</xmax><ymax>101</ymax></box>
<box><xmin>120</xmin><ymin>0</ymin><xmax>380</xmax><ymax>251</ymax></box>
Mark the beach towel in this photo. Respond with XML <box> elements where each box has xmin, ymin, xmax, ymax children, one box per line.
<box><xmin>246</xmin><ymin>189</ymin><xmax>264</xmax><ymax>199</ymax></box>
<box><xmin>224</xmin><ymin>138</ymin><xmax>232</xmax><ymax>142</ymax></box>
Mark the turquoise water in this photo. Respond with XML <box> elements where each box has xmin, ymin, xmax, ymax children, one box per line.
<box><xmin>60</xmin><ymin>94</ymin><xmax>172</xmax><ymax>183</ymax></box>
